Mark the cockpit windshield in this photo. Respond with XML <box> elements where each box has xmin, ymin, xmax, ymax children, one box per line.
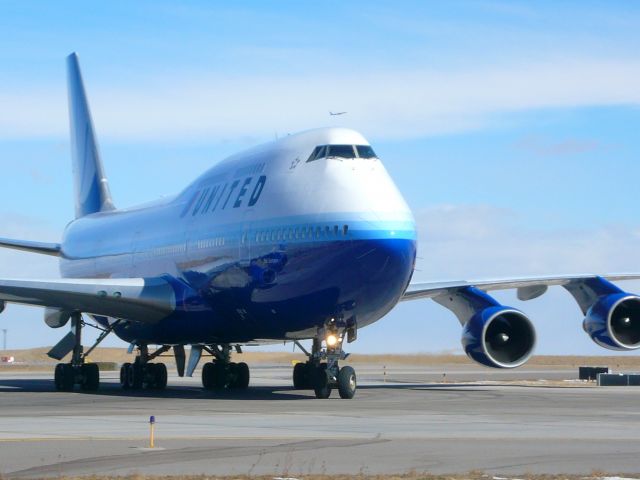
<box><xmin>327</xmin><ymin>145</ymin><xmax>356</xmax><ymax>158</ymax></box>
<box><xmin>307</xmin><ymin>144</ymin><xmax>377</xmax><ymax>162</ymax></box>
<box><xmin>356</xmin><ymin>145</ymin><xmax>377</xmax><ymax>159</ymax></box>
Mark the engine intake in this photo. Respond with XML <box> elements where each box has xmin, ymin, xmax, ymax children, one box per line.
<box><xmin>583</xmin><ymin>294</ymin><xmax>640</xmax><ymax>350</ymax></box>
<box><xmin>462</xmin><ymin>306</ymin><xmax>536</xmax><ymax>368</ymax></box>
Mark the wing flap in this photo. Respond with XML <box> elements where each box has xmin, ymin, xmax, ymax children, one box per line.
<box><xmin>0</xmin><ymin>277</ymin><xmax>176</xmax><ymax>322</ymax></box>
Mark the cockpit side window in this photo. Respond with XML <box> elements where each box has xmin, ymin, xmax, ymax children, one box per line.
<box><xmin>326</xmin><ymin>145</ymin><xmax>356</xmax><ymax>159</ymax></box>
<box><xmin>356</xmin><ymin>145</ymin><xmax>377</xmax><ymax>159</ymax></box>
<box><xmin>307</xmin><ymin>145</ymin><xmax>327</xmax><ymax>162</ymax></box>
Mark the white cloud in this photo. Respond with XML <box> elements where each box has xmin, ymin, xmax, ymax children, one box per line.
<box><xmin>1</xmin><ymin>58</ymin><xmax>640</xmax><ymax>141</ymax></box>
<box><xmin>414</xmin><ymin>203</ymin><xmax>640</xmax><ymax>281</ymax></box>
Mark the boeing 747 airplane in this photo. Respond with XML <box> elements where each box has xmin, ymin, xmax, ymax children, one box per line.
<box><xmin>0</xmin><ymin>53</ymin><xmax>638</xmax><ymax>399</ymax></box>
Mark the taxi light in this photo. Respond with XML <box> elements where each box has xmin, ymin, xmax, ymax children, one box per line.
<box><xmin>326</xmin><ymin>334</ymin><xmax>339</xmax><ymax>347</ymax></box>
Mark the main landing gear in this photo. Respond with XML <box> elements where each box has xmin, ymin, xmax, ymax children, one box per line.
<box><xmin>201</xmin><ymin>344</ymin><xmax>250</xmax><ymax>390</ymax></box>
<box><xmin>292</xmin><ymin>318</ymin><xmax>358</xmax><ymax>399</ymax></box>
<box><xmin>52</xmin><ymin>313</ymin><xmax>116</xmax><ymax>392</ymax></box>
<box><xmin>119</xmin><ymin>344</ymin><xmax>168</xmax><ymax>390</ymax></box>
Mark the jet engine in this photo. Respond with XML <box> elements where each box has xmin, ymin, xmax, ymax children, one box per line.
<box><xmin>462</xmin><ymin>306</ymin><xmax>536</xmax><ymax>368</ymax></box>
<box><xmin>583</xmin><ymin>293</ymin><xmax>640</xmax><ymax>350</ymax></box>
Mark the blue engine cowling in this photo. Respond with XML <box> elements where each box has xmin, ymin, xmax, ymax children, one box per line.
<box><xmin>583</xmin><ymin>293</ymin><xmax>640</xmax><ymax>350</ymax></box>
<box><xmin>462</xmin><ymin>306</ymin><xmax>537</xmax><ymax>368</ymax></box>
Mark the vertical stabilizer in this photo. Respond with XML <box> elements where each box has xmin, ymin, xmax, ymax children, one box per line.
<box><xmin>67</xmin><ymin>53</ymin><xmax>115</xmax><ymax>218</ymax></box>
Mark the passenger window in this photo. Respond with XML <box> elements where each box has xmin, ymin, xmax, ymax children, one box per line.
<box><xmin>334</xmin><ymin>225</ymin><xmax>339</xmax><ymax>236</ymax></box>
<box><xmin>343</xmin><ymin>225</ymin><xmax>349</xmax><ymax>236</ymax></box>
<box><xmin>327</xmin><ymin>145</ymin><xmax>356</xmax><ymax>159</ymax></box>
<box><xmin>356</xmin><ymin>145</ymin><xmax>377</xmax><ymax>159</ymax></box>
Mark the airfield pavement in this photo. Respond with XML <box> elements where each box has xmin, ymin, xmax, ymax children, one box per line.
<box><xmin>0</xmin><ymin>363</ymin><xmax>638</xmax><ymax>478</ymax></box>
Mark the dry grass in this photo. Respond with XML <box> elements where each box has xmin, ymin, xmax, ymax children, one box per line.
<box><xmin>0</xmin><ymin>347</ymin><xmax>639</xmax><ymax>372</ymax></box>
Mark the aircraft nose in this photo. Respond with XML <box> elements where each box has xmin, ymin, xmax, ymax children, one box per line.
<box><xmin>352</xmin><ymin>237</ymin><xmax>416</xmax><ymax>316</ymax></box>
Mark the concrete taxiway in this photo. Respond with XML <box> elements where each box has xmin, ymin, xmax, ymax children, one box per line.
<box><xmin>0</xmin><ymin>364</ymin><xmax>638</xmax><ymax>477</ymax></box>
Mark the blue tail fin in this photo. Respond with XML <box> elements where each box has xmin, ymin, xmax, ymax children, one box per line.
<box><xmin>66</xmin><ymin>53</ymin><xmax>115</xmax><ymax>218</ymax></box>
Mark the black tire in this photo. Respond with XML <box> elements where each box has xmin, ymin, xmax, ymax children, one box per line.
<box><xmin>235</xmin><ymin>362</ymin><xmax>250</xmax><ymax>389</ymax></box>
<box><xmin>153</xmin><ymin>363</ymin><xmax>168</xmax><ymax>390</ymax></box>
<box><xmin>57</xmin><ymin>363</ymin><xmax>75</xmax><ymax>391</ymax></box>
<box><xmin>313</xmin><ymin>364</ymin><xmax>331</xmax><ymax>399</ymax></box>
<box><xmin>120</xmin><ymin>362</ymin><xmax>131</xmax><ymax>389</ymax></box>
<box><xmin>202</xmin><ymin>362</ymin><xmax>215</xmax><ymax>389</ymax></box>
<box><xmin>81</xmin><ymin>363</ymin><xmax>100</xmax><ymax>391</ymax></box>
<box><xmin>127</xmin><ymin>362</ymin><xmax>143</xmax><ymax>389</ymax></box>
<box><xmin>337</xmin><ymin>366</ymin><xmax>356</xmax><ymax>399</ymax></box>
<box><xmin>293</xmin><ymin>362</ymin><xmax>308</xmax><ymax>389</ymax></box>
<box><xmin>54</xmin><ymin>363</ymin><xmax>65</xmax><ymax>390</ymax></box>
<box><xmin>212</xmin><ymin>362</ymin><xmax>228</xmax><ymax>389</ymax></box>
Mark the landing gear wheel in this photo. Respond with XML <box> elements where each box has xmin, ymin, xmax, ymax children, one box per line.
<box><xmin>80</xmin><ymin>363</ymin><xmax>100</xmax><ymax>391</ymax></box>
<box><xmin>120</xmin><ymin>362</ymin><xmax>131</xmax><ymax>389</ymax></box>
<box><xmin>293</xmin><ymin>362</ymin><xmax>311</xmax><ymax>389</ymax></box>
<box><xmin>151</xmin><ymin>363</ymin><xmax>167</xmax><ymax>390</ymax></box>
<box><xmin>212</xmin><ymin>362</ymin><xmax>227</xmax><ymax>389</ymax></box>
<box><xmin>337</xmin><ymin>365</ymin><xmax>356</xmax><ymax>399</ymax></box>
<box><xmin>313</xmin><ymin>364</ymin><xmax>332</xmax><ymax>399</ymax></box>
<box><xmin>127</xmin><ymin>362</ymin><xmax>143</xmax><ymax>389</ymax></box>
<box><xmin>202</xmin><ymin>362</ymin><xmax>215</xmax><ymax>389</ymax></box>
<box><xmin>55</xmin><ymin>363</ymin><xmax>75</xmax><ymax>391</ymax></box>
<box><xmin>233</xmin><ymin>362</ymin><xmax>250</xmax><ymax>389</ymax></box>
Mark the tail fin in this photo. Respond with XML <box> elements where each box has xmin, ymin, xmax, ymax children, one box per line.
<box><xmin>66</xmin><ymin>53</ymin><xmax>115</xmax><ymax>218</ymax></box>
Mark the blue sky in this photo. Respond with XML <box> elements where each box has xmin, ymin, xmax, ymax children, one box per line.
<box><xmin>1</xmin><ymin>1</ymin><xmax>640</xmax><ymax>356</ymax></box>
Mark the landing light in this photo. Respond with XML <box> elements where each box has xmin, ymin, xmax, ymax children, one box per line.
<box><xmin>326</xmin><ymin>334</ymin><xmax>339</xmax><ymax>347</ymax></box>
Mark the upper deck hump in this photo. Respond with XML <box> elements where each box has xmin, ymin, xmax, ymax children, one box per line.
<box><xmin>219</xmin><ymin>127</ymin><xmax>370</xmax><ymax>166</ymax></box>
<box><xmin>183</xmin><ymin>127</ymin><xmax>371</xmax><ymax>192</ymax></box>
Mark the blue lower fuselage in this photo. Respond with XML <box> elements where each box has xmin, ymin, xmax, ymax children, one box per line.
<box><xmin>121</xmin><ymin>237</ymin><xmax>415</xmax><ymax>344</ymax></box>
<box><xmin>60</xmin><ymin>208</ymin><xmax>416</xmax><ymax>345</ymax></box>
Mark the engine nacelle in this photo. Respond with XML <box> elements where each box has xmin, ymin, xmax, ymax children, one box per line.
<box><xmin>44</xmin><ymin>307</ymin><xmax>72</xmax><ymax>328</ymax></box>
<box><xmin>462</xmin><ymin>306</ymin><xmax>536</xmax><ymax>368</ymax></box>
<box><xmin>583</xmin><ymin>294</ymin><xmax>640</xmax><ymax>350</ymax></box>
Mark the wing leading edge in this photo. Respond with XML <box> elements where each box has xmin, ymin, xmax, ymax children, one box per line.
<box><xmin>403</xmin><ymin>273</ymin><xmax>640</xmax><ymax>303</ymax></box>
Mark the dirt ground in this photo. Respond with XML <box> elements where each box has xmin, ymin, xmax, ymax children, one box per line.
<box><xmin>0</xmin><ymin>346</ymin><xmax>638</xmax><ymax>372</ymax></box>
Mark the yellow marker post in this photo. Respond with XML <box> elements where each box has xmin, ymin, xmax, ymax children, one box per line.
<box><xmin>149</xmin><ymin>415</ymin><xmax>155</xmax><ymax>448</ymax></box>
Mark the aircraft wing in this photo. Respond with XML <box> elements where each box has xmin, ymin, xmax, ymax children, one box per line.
<box><xmin>403</xmin><ymin>273</ymin><xmax>640</xmax><ymax>302</ymax></box>
<box><xmin>0</xmin><ymin>237</ymin><xmax>61</xmax><ymax>256</ymax></box>
<box><xmin>0</xmin><ymin>277</ymin><xmax>176</xmax><ymax>322</ymax></box>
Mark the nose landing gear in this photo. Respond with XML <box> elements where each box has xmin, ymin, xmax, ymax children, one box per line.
<box><xmin>293</xmin><ymin>320</ymin><xmax>358</xmax><ymax>399</ymax></box>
